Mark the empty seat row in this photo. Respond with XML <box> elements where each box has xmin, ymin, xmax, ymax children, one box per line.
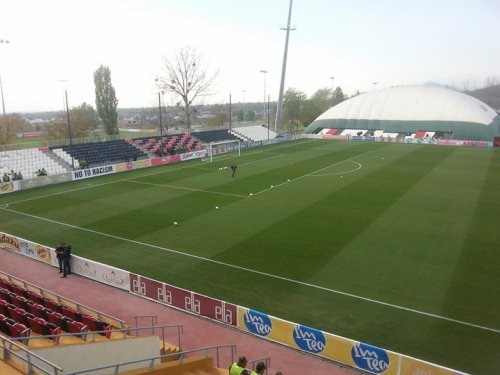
<box><xmin>191</xmin><ymin>129</ymin><xmax>241</xmax><ymax>143</ymax></box>
<box><xmin>0</xmin><ymin>280</ymin><xmax>112</xmax><ymax>338</ymax></box>
<box><xmin>0</xmin><ymin>313</ymin><xmax>30</xmax><ymax>345</ymax></box>
<box><xmin>1</xmin><ymin>298</ymin><xmax>90</xmax><ymax>343</ymax></box>
<box><xmin>50</xmin><ymin>139</ymin><xmax>148</xmax><ymax>168</ymax></box>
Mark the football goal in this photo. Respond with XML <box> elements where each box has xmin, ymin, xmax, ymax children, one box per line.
<box><xmin>204</xmin><ymin>140</ymin><xmax>241</xmax><ymax>162</ymax></box>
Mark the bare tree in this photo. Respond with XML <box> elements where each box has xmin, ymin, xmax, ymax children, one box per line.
<box><xmin>484</xmin><ymin>75</ymin><xmax>500</xmax><ymax>88</ymax></box>
<box><xmin>156</xmin><ymin>47</ymin><xmax>218</xmax><ymax>128</ymax></box>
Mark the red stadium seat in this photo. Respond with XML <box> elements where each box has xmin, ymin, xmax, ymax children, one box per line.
<box><xmin>0</xmin><ymin>279</ymin><xmax>13</xmax><ymax>291</ymax></box>
<box><xmin>46</xmin><ymin>311</ymin><xmax>72</xmax><ymax>332</ymax></box>
<box><xmin>67</xmin><ymin>321</ymin><xmax>88</xmax><ymax>340</ymax></box>
<box><xmin>0</xmin><ymin>313</ymin><xmax>10</xmax><ymax>335</ymax></box>
<box><xmin>28</xmin><ymin>303</ymin><xmax>48</xmax><ymax>320</ymax></box>
<box><xmin>6</xmin><ymin>320</ymin><xmax>30</xmax><ymax>345</ymax></box>
<box><xmin>27</xmin><ymin>316</ymin><xmax>61</xmax><ymax>343</ymax></box>
<box><xmin>0</xmin><ymin>288</ymin><xmax>13</xmax><ymax>303</ymax></box>
<box><xmin>8</xmin><ymin>306</ymin><xmax>33</xmax><ymax>326</ymax></box>
<box><xmin>26</xmin><ymin>290</ymin><xmax>45</xmax><ymax>305</ymax></box>
<box><xmin>82</xmin><ymin>315</ymin><xmax>113</xmax><ymax>338</ymax></box>
<box><xmin>12</xmin><ymin>294</ymin><xmax>30</xmax><ymax>310</ymax></box>
<box><xmin>11</xmin><ymin>284</ymin><xmax>29</xmax><ymax>298</ymax></box>
<box><xmin>0</xmin><ymin>299</ymin><xmax>15</xmax><ymax>317</ymax></box>
<box><xmin>44</xmin><ymin>299</ymin><xmax>63</xmax><ymax>314</ymax></box>
<box><xmin>62</xmin><ymin>305</ymin><xmax>84</xmax><ymax>322</ymax></box>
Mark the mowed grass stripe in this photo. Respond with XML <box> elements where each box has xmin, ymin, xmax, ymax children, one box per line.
<box><xmin>310</xmin><ymin>146</ymin><xmax>493</xmax><ymax>316</ymax></box>
<box><xmin>0</xmin><ymin>140</ymin><xmax>498</xmax><ymax>375</ymax></box>
<box><xmin>213</xmin><ymin>145</ymin><xmax>455</xmax><ymax>281</ymax></box>
<box><xmin>442</xmin><ymin>148</ymin><xmax>500</xmax><ymax>328</ymax></box>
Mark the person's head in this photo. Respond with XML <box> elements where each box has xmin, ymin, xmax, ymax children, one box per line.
<box><xmin>256</xmin><ymin>362</ymin><xmax>266</xmax><ymax>374</ymax></box>
<box><xmin>59</xmin><ymin>242</ymin><xmax>65</xmax><ymax>246</ymax></box>
<box><xmin>237</xmin><ymin>356</ymin><xmax>247</xmax><ymax>367</ymax></box>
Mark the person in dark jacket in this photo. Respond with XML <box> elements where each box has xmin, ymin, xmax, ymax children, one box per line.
<box><xmin>55</xmin><ymin>242</ymin><xmax>66</xmax><ymax>274</ymax></box>
<box><xmin>60</xmin><ymin>244</ymin><xmax>72</xmax><ymax>278</ymax></box>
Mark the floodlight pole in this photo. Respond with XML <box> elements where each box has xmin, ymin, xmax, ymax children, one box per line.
<box><xmin>0</xmin><ymin>72</ymin><xmax>5</xmax><ymax>117</ymax></box>
<box><xmin>267</xmin><ymin>94</ymin><xmax>270</xmax><ymax>140</ymax></box>
<box><xmin>65</xmin><ymin>90</ymin><xmax>72</xmax><ymax>145</ymax></box>
<box><xmin>0</xmin><ymin>38</ymin><xmax>11</xmax><ymax>117</ymax></box>
<box><xmin>260</xmin><ymin>70</ymin><xmax>267</xmax><ymax>122</ymax></box>
<box><xmin>275</xmin><ymin>0</ymin><xmax>295</xmax><ymax>133</ymax></box>
<box><xmin>330</xmin><ymin>76</ymin><xmax>335</xmax><ymax>106</ymax></box>
<box><xmin>158</xmin><ymin>92</ymin><xmax>163</xmax><ymax>137</ymax></box>
<box><xmin>229</xmin><ymin>93</ymin><xmax>232</xmax><ymax>130</ymax></box>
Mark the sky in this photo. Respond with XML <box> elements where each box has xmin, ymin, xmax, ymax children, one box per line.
<box><xmin>0</xmin><ymin>0</ymin><xmax>499</xmax><ymax>113</ymax></box>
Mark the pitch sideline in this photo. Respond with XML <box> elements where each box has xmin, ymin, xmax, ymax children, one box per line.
<box><xmin>0</xmin><ymin>205</ymin><xmax>498</xmax><ymax>335</ymax></box>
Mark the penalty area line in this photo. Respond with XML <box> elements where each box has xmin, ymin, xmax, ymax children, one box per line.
<box><xmin>0</xmin><ymin>206</ymin><xmax>498</xmax><ymax>334</ymax></box>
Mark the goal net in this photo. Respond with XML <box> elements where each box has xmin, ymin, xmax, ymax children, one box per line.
<box><xmin>204</xmin><ymin>140</ymin><xmax>241</xmax><ymax>162</ymax></box>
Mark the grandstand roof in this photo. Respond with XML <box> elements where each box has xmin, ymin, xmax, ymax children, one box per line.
<box><xmin>306</xmin><ymin>86</ymin><xmax>500</xmax><ymax>141</ymax></box>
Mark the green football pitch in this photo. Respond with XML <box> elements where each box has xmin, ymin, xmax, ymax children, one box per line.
<box><xmin>1</xmin><ymin>139</ymin><xmax>499</xmax><ymax>374</ymax></box>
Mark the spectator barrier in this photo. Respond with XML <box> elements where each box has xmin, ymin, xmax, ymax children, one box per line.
<box><xmin>0</xmin><ymin>231</ymin><xmax>468</xmax><ymax>375</ymax></box>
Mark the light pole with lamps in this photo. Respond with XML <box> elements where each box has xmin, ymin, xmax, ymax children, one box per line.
<box><xmin>259</xmin><ymin>70</ymin><xmax>267</xmax><ymax>122</ymax></box>
<box><xmin>158</xmin><ymin>91</ymin><xmax>163</xmax><ymax>137</ymax></box>
<box><xmin>0</xmin><ymin>39</ymin><xmax>11</xmax><ymax>117</ymax></box>
<box><xmin>155</xmin><ymin>78</ymin><xmax>167</xmax><ymax>136</ymax></box>
<box><xmin>329</xmin><ymin>76</ymin><xmax>335</xmax><ymax>106</ymax></box>
<box><xmin>57</xmin><ymin>80</ymin><xmax>73</xmax><ymax>146</ymax></box>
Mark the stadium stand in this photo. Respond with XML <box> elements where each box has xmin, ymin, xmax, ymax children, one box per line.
<box><xmin>0</xmin><ymin>251</ymin><xmax>356</xmax><ymax>375</ymax></box>
<box><xmin>0</xmin><ymin>148</ymin><xmax>67</xmax><ymax>178</ymax></box>
<box><xmin>51</xmin><ymin>139</ymin><xmax>149</xmax><ymax>168</ymax></box>
<box><xmin>0</xmin><ymin>272</ymin><xmax>225</xmax><ymax>374</ymax></box>
<box><xmin>230</xmin><ymin>125</ymin><xmax>278</xmax><ymax>141</ymax></box>
<box><xmin>132</xmin><ymin>132</ymin><xmax>202</xmax><ymax>157</ymax></box>
<box><xmin>191</xmin><ymin>129</ymin><xmax>242</xmax><ymax>143</ymax></box>
<box><xmin>415</xmin><ymin>130</ymin><xmax>426</xmax><ymax>138</ymax></box>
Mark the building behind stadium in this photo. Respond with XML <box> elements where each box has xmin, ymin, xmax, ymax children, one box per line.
<box><xmin>305</xmin><ymin>86</ymin><xmax>500</xmax><ymax>142</ymax></box>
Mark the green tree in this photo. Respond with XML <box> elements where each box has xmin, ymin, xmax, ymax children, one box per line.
<box><xmin>156</xmin><ymin>46</ymin><xmax>218</xmax><ymax>128</ymax></box>
<box><xmin>245</xmin><ymin>110</ymin><xmax>256</xmax><ymax>121</ymax></box>
<box><xmin>0</xmin><ymin>114</ymin><xmax>24</xmax><ymax>144</ymax></box>
<box><xmin>71</xmin><ymin>103</ymin><xmax>99</xmax><ymax>136</ymax></box>
<box><xmin>299</xmin><ymin>88</ymin><xmax>334</xmax><ymax>127</ymax></box>
<box><xmin>236</xmin><ymin>109</ymin><xmax>244</xmax><ymax>121</ymax></box>
<box><xmin>46</xmin><ymin>103</ymin><xmax>98</xmax><ymax>140</ymax></box>
<box><xmin>332</xmin><ymin>86</ymin><xmax>345</xmax><ymax>106</ymax></box>
<box><xmin>283</xmin><ymin>88</ymin><xmax>307</xmax><ymax>129</ymax></box>
<box><xmin>94</xmin><ymin>65</ymin><xmax>119</xmax><ymax>135</ymax></box>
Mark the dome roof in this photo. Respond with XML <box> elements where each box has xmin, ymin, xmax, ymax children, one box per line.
<box><xmin>316</xmin><ymin>86</ymin><xmax>497</xmax><ymax>125</ymax></box>
<box><xmin>307</xmin><ymin>86</ymin><xmax>500</xmax><ymax>141</ymax></box>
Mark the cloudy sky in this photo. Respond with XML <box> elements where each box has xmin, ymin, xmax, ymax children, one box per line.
<box><xmin>0</xmin><ymin>0</ymin><xmax>499</xmax><ymax>113</ymax></box>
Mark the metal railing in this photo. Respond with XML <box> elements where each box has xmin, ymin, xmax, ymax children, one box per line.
<box><xmin>8</xmin><ymin>323</ymin><xmax>183</xmax><ymax>352</ymax></box>
<box><xmin>64</xmin><ymin>344</ymin><xmax>236</xmax><ymax>375</ymax></box>
<box><xmin>0</xmin><ymin>335</ymin><xmax>63</xmax><ymax>375</ymax></box>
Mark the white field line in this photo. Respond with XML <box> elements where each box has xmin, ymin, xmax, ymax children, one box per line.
<box><xmin>252</xmin><ymin>151</ymin><xmax>371</xmax><ymax>197</ymax></box>
<box><xmin>239</xmin><ymin>153</ymin><xmax>286</xmax><ymax>167</ymax></box>
<box><xmin>0</xmin><ymin>206</ymin><xmax>498</xmax><ymax>334</ymax></box>
<box><xmin>308</xmin><ymin>160</ymin><xmax>362</xmax><ymax>176</ymax></box>
<box><xmin>3</xmin><ymin>140</ymin><xmax>315</xmax><ymax>206</ymax></box>
<box><xmin>126</xmin><ymin>180</ymin><xmax>247</xmax><ymax>198</ymax></box>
